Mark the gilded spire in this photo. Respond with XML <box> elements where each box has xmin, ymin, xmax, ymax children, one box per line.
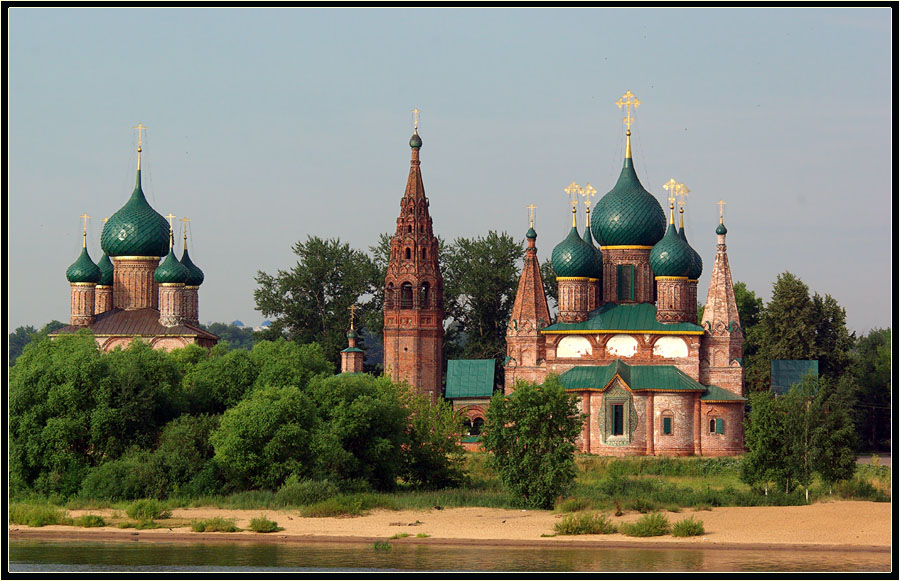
<box><xmin>616</xmin><ymin>90</ymin><xmax>640</xmax><ymax>159</ymax></box>
<box><xmin>564</xmin><ymin>181</ymin><xmax>581</xmax><ymax>227</ymax></box>
<box><xmin>676</xmin><ymin>182</ymin><xmax>690</xmax><ymax>229</ymax></box>
<box><xmin>165</xmin><ymin>213</ymin><xmax>176</xmax><ymax>249</ymax></box>
<box><xmin>580</xmin><ymin>183</ymin><xmax>596</xmax><ymax>229</ymax></box>
<box><xmin>412</xmin><ymin>108</ymin><xmax>419</xmax><ymax>134</ymax></box>
<box><xmin>133</xmin><ymin>123</ymin><xmax>146</xmax><ymax>170</ymax></box>
<box><xmin>527</xmin><ymin>204</ymin><xmax>536</xmax><ymax>229</ymax></box>
<box><xmin>663</xmin><ymin>179</ymin><xmax>679</xmax><ymax>225</ymax></box>
<box><xmin>181</xmin><ymin>217</ymin><xmax>191</xmax><ymax>251</ymax></box>
<box><xmin>80</xmin><ymin>213</ymin><xmax>90</xmax><ymax>248</ymax></box>
<box><xmin>348</xmin><ymin>303</ymin><xmax>357</xmax><ymax>332</ymax></box>
<box><xmin>717</xmin><ymin>199</ymin><xmax>727</xmax><ymax>223</ymax></box>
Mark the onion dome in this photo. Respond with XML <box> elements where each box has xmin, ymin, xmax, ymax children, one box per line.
<box><xmin>650</xmin><ymin>209</ymin><xmax>694</xmax><ymax>277</ymax></box>
<box><xmin>66</xmin><ymin>246</ymin><xmax>102</xmax><ymax>283</ymax></box>
<box><xmin>678</xmin><ymin>212</ymin><xmax>703</xmax><ymax>280</ymax></box>
<box><xmin>582</xmin><ymin>223</ymin><xmax>603</xmax><ymax>278</ymax></box>
<box><xmin>154</xmin><ymin>246</ymin><xmax>190</xmax><ymax>284</ymax></box>
<box><xmin>592</xmin><ymin>155</ymin><xmax>666</xmax><ymax>247</ymax></box>
<box><xmin>552</xmin><ymin>222</ymin><xmax>598</xmax><ymax>278</ymax></box>
<box><xmin>97</xmin><ymin>252</ymin><xmax>114</xmax><ymax>286</ymax></box>
<box><xmin>409</xmin><ymin>131</ymin><xmax>422</xmax><ymax>149</ymax></box>
<box><xmin>101</xmin><ymin>168</ymin><xmax>170</xmax><ymax>257</ymax></box>
<box><xmin>716</xmin><ymin>221</ymin><xmax>727</xmax><ymax>235</ymax></box>
<box><xmin>180</xmin><ymin>246</ymin><xmax>205</xmax><ymax>286</ymax></box>
<box><xmin>526</xmin><ymin>227</ymin><xmax>537</xmax><ymax>240</ymax></box>
<box><xmin>347</xmin><ymin>328</ymin><xmax>357</xmax><ymax>340</ymax></box>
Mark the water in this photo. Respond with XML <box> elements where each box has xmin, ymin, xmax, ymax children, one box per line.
<box><xmin>7</xmin><ymin>540</ymin><xmax>891</xmax><ymax>573</ymax></box>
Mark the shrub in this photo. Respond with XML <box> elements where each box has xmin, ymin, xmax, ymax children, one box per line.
<box><xmin>620</xmin><ymin>512</ymin><xmax>671</xmax><ymax>537</ymax></box>
<box><xmin>73</xmin><ymin>514</ymin><xmax>107</xmax><ymax>527</ymax></box>
<box><xmin>125</xmin><ymin>499</ymin><xmax>171</xmax><ymax>521</ymax></box>
<box><xmin>671</xmin><ymin>516</ymin><xmax>705</xmax><ymax>537</ymax></box>
<box><xmin>555</xmin><ymin>497</ymin><xmax>595</xmax><ymax>513</ymax></box>
<box><xmin>553</xmin><ymin>512</ymin><xmax>617</xmax><ymax>536</ymax></box>
<box><xmin>626</xmin><ymin>498</ymin><xmax>658</xmax><ymax>514</ymax></box>
<box><xmin>191</xmin><ymin>517</ymin><xmax>241</xmax><ymax>532</ymax></box>
<box><xmin>248</xmin><ymin>515</ymin><xmax>281</xmax><ymax>533</ymax></box>
<box><xmin>275</xmin><ymin>475</ymin><xmax>339</xmax><ymax>507</ymax></box>
<box><xmin>835</xmin><ymin>476</ymin><xmax>890</xmax><ymax>501</ymax></box>
<box><xmin>9</xmin><ymin>503</ymin><xmax>71</xmax><ymax>527</ymax></box>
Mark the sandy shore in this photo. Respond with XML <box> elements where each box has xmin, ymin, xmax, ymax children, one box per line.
<box><xmin>8</xmin><ymin>500</ymin><xmax>891</xmax><ymax>553</ymax></box>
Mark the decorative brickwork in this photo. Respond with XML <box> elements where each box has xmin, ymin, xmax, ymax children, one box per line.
<box><xmin>95</xmin><ymin>285</ymin><xmax>114</xmax><ymax>315</ymax></box>
<box><xmin>182</xmin><ymin>286</ymin><xmax>200</xmax><ymax>326</ymax></box>
<box><xmin>340</xmin><ymin>333</ymin><xmax>365</xmax><ymax>374</ymax></box>
<box><xmin>113</xmin><ymin>257</ymin><xmax>160</xmax><ymax>310</ymax></box>
<box><xmin>655</xmin><ymin>277</ymin><xmax>694</xmax><ymax>323</ymax></box>
<box><xmin>601</xmin><ymin>247</ymin><xmax>654</xmax><ymax>304</ymax></box>
<box><xmin>383</xmin><ymin>133</ymin><xmax>444</xmax><ymax>402</ymax></box>
<box><xmin>158</xmin><ymin>283</ymin><xmax>185</xmax><ymax>327</ymax></box>
<box><xmin>69</xmin><ymin>283</ymin><xmax>96</xmax><ymax>327</ymax></box>
<box><xmin>557</xmin><ymin>278</ymin><xmax>597</xmax><ymax>323</ymax></box>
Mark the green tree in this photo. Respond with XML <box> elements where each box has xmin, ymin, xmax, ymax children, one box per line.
<box><xmin>182</xmin><ymin>346</ymin><xmax>258</xmax><ymax>414</ymax></box>
<box><xmin>249</xmin><ymin>339</ymin><xmax>333</xmax><ymax>391</ymax></box>
<box><xmin>810</xmin><ymin>292</ymin><xmax>855</xmax><ymax>380</ymax></box>
<box><xmin>539</xmin><ymin>257</ymin><xmax>558</xmax><ymax>314</ymax></box>
<box><xmin>210</xmin><ymin>385</ymin><xmax>318</xmax><ymax>490</ymax></box>
<box><xmin>254</xmin><ymin>236</ymin><xmax>380</xmax><ymax>366</ymax></box>
<box><xmin>481</xmin><ymin>376</ymin><xmax>583</xmax><ymax>509</ymax></box>
<box><xmin>399</xmin><ymin>384</ymin><xmax>467</xmax><ymax>489</ymax></box>
<box><xmin>443</xmin><ymin>231</ymin><xmax>524</xmax><ymax>380</ymax></box>
<box><xmin>733</xmin><ymin>281</ymin><xmax>764</xmax><ymax>332</ymax></box>
<box><xmin>307</xmin><ymin>373</ymin><xmax>410</xmax><ymax>491</ymax></box>
<box><xmin>851</xmin><ymin>328</ymin><xmax>891</xmax><ymax>450</ymax></box>
<box><xmin>8</xmin><ymin>320</ymin><xmax>65</xmax><ymax>366</ymax></box>
<box><xmin>741</xmin><ymin>389</ymin><xmax>792</xmax><ymax>493</ymax></box>
<box><xmin>202</xmin><ymin>322</ymin><xmax>259</xmax><ymax>351</ymax></box>
<box><xmin>810</xmin><ymin>376</ymin><xmax>859</xmax><ymax>492</ymax></box>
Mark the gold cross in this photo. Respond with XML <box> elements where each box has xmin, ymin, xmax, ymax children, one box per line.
<box><xmin>616</xmin><ymin>90</ymin><xmax>641</xmax><ymax>131</ymax></box>
<box><xmin>564</xmin><ymin>181</ymin><xmax>582</xmax><ymax>208</ymax></box>
<box><xmin>412</xmin><ymin>108</ymin><xmax>419</xmax><ymax>132</ymax></box>
<box><xmin>662</xmin><ymin>178</ymin><xmax>679</xmax><ymax>206</ymax></box>
<box><xmin>165</xmin><ymin>213</ymin><xmax>176</xmax><ymax>229</ymax></box>
<box><xmin>181</xmin><ymin>217</ymin><xmax>191</xmax><ymax>241</ymax></box>
<box><xmin>676</xmin><ymin>183</ymin><xmax>690</xmax><ymax>208</ymax></box>
<box><xmin>133</xmin><ymin>123</ymin><xmax>146</xmax><ymax>147</ymax></box>
<box><xmin>80</xmin><ymin>213</ymin><xmax>91</xmax><ymax>233</ymax></box>
<box><xmin>348</xmin><ymin>304</ymin><xmax>357</xmax><ymax>330</ymax></box>
<box><xmin>717</xmin><ymin>200</ymin><xmax>727</xmax><ymax>220</ymax></box>
<box><xmin>580</xmin><ymin>183</ymin><xmax>597</xmax><ymax>210</ymax></box>
<box><xmin>526</xmin><ymin>204</ymin><xmax>537</xmax><ymax>228</ymax></box>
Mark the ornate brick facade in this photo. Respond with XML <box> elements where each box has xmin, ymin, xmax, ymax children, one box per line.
<box><xmin>112</xmin><ymin>257</ymin><xmax>160</xmax><ymax>310</ymax></box>
<box><xmin>601</xmin><ymin>247</ymin><xmax>654</xmax><ymax>304</ymax></box>
<box><xmin>158</xmin><ymin>283</ymin><xmax>185</xmax><ymax>327</ymax></box>
<box><xmin>655</xmin><ymin>277</ymin><xmax>694</xmax><ymax>323</ymax></box>
<box><xmin>557</xmin><ymin>277</ymin><xmax>598</xmax><ymax>323</ymax></box>
<box><xmin>95</xmin><ymin>285</ymin><xmax>114</xmax><ymax>315</ymax></box>
<box><xmin>383</xmin><ymin>132</ymin><xmax>444</xmax><ymax>402</ymax></box>
<box><xmin>69</xmin><ymin>283</ymin><xmax>97</xmax><ymax>327</ymax></box>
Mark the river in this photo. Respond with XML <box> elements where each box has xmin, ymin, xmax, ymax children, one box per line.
<box><xmin>8</xmin><ymin>539</ymin><xmax>891</xmax><ymax>573</ymax></box>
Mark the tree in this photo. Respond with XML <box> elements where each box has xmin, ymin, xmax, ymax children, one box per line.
<box><xmin>8</xmin><ymin>320</ymin><xmax>65</xmax><ymax>366</ymax></box>
<box><xmin>399</xmin><ymin>383</ymin><xmax>467</xmax><ymax>489</ymax></box>
<box><xmin>741</xmin><ymin>389</ymin><xmax>793</xmax><ymax>494</ymax></box>
<box><xmin>539</xmin><ymin>258</ymin><xmax>558</xmax><ymax>314</ymax></box>
<box><xmin>851</xmin><ymin>328</ymin><xmax>891</xmax><ymax>450</ymax></box>
<box><xmin>443</xmin><ymin>232</ymin><xmax>524</xmax><ymax>381</ymax></box>
<box><xmin>810</xmin><ymin>376</ymin><xmax>859</xmax><ymax>492</ymax></box>
<box><xmin>481</xmin><ymin>375</ymin><xmax>583</xmax><ymax>509</ymax></box>
<box><xmin>307</xmin><ymin>373</ymin><xmax>410</xmax><ymax>491</ymax></box>
<box><xmin>182</xmin><ymin>346</ymin><xmax>259</xmax><ymax>414</ymax></box>
<box><xmin>249</xmin><ymin>339</ymin><xmax>333</xmax><ymax>391</ymax></box>
<box><xmin>733</xmin><ymin>282</ymin><xmax>764</xmax><ymax>332</ymax></box>
<box><xmin>202</xmin><ymin>322</ymin><xmax>259</xmax><ymax>351</ymax></box>
<box><xmin>810</xmin><ymin>292</ymin><xmax>855</xmax><ymax>380</ymax></box>
<box><xmin>254</xmin><ymin>236</ymin><xmax>380</xmax><ymax>367</ymax></box>
<box><xmin>210</xmin><ymin>385</ymin><xmax>318</xmax><ymax>490</ymax></box>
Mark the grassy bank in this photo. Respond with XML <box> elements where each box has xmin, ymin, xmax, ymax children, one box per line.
<box><xmin>10</xmin><ymin>454</ymin><xmax>890</xmax><ymax>526</ymax></box>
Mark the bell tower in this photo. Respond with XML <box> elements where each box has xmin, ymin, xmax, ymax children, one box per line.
<box><xmin>383</xmin><ymin>113</ymin><xmax>444</xmax><ymax>402</ymax></box>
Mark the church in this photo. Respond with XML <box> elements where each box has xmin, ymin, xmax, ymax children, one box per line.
<box><xmin>377</xmin><ymin>94</ymin><xmax>746</xmax><ymax>456</ymax></box>
<box><xmin>52</xmin><ymin>127</ymin><xmax>218</xmax><ymax>352</ymax></box>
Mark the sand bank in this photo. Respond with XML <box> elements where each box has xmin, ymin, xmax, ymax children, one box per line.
<box><xmin>9</xmin><ymin>500</ymin><xmax>891</xmax><ymax>553</ymax></box>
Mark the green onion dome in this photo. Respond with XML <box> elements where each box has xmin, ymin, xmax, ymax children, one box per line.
<box><xmin>97</xmin><ymin>252</ymin><xmax>114</xmax><ymax>286</ymax></box>
<box><xmin>180</xmin><ymin>247</ymin><xmax>205</xmax><ymax>286</ymax></box>
<box><xmin>650</xmin><ymin>222</ymin><xmax>693</xmax><ymax>277</ymax></box>
<box><xmin>154</xmin><ymin>247</ymin><xmax>190</xmax><ymax>284</ymax></box>
<box><xmin>66</xmin><ymin>246</ymin><xmax>102</xmax><ymax>283</ymax></box>
<box><xmin>591</xmin><ymin>158</ymin><xmax>666</xmax><ymax>247</ymax></box>
<box><xmin>552</xmin><ymin>226</ymin><xmax>598</xmax><ymax>278</ymax></box>
<box><xmin>716</xmin><ymin>221</ymin><xmax>727</xmax><ymax>235</ymax></box>
<box><xmin>678</xmin><ymin>225</ymin><xmax>703</xmax><ymax>280</ymax></box>
<box><xmin>582</xmin><ymin>224</ymin><xmax>603</xmax><ymax>278</ymax></box>
<box><xmin>101</xmin><ymin>169</ymin><xmax>170</xmax><ymax>257</ymax></box>
<box><xmin>409</xmin><ymin>132</ymin><xmax>422</xmax><ymax>149</ymax></box>
<box><xmin>526</xmin><ymin>227</ymin><xmax>537</xmax><ymax>240</ymax></box>
<box><xmin>347</xmin><ymin>329</ymin><xmax>357</xmax><ymax>340</ymax></box>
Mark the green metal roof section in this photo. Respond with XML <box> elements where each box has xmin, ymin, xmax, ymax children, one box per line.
<box><xmin>154</xmin><ymin>247</ymin><xmax>190</xmax><ymax>284</ymax></box>
<box><xmin>66</xmin><ymin>246</ymin><xmax>102</xmax><ymax>283</ymax></box>
<box><xmin>542</xmin><ymin>302</ymin><xmax>704</xmax><ymax>334</ymax></box>
<box><xmin>650</xmin><ymin>222</ymin><xmax>693</xmax><ymax>277</ymax></box>
<box><xmin>551</xmin><ymin>226</ymin><xmax>598</xmax><ymax>278</ymax></box>
<box><xmin>101</xmin><ymin>169</ymin><xmax>170</xmax><ymax>258</ymax></box>
<box><xmin>678</xmin><ymin>224</ymin><xmax>703</xmax><ymax>280</ymax></box>
<box><xmin>591</xmin><ymin>157</ymin><xmax>666</xmax><ymax>247</ymax></box>
<box><xmin>180</xmin><ymin>247</ymin><xmax>205</xmax><ymax>286</ymax></box>
<box><xmin>341</xmin><ymin>347</ymin><xmax>364</xmax><ymax>353</ymax></box>
<box><xmin>559</xmin><ymin>360</ymin><xmax>707</xmax><ymax>392</ymax></box>
<box><xmin>445</xmin><ymin>359</ymin><xmax>495</xmax><ymax>398</ymax></box>
<box><xmin>771</xmin><ymin>359</ymin><xmax>818</xmax><ymax>395</ymax></box>
<box><xmin>97</xmin><ymin>253</ymin><xmax>114</xmax><ymax>286</ymax></box>
<box><xmin>700</xmin><ymin>384</ymin><xmax>746</xmax><ymax>402</ymax></box>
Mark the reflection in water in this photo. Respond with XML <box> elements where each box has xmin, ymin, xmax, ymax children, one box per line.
<box><xmin>8</xmin><ymin>540</ymin><xmax>890</xmax><ymax>573</ymax></box>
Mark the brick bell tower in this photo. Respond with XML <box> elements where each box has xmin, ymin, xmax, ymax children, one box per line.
<box><xmin>383</xmin><ymin>115</ymin><xmax>444</xmax><ymax>402</ymax></box>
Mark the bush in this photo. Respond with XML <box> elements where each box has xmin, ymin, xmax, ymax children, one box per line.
<box><xmin>555</xmin><ymin>497</ymin><xmax>595</xmax><ymax>513</ymax></box>
<box><xmin>299</xmin><ymin>493</ymin><xmax>395</xmax><ymax>518</ymax></box>
<box><xmin>626</xmin><ymin>498</ymin><xmax>658</xmax><ymax>514</ymax></box>
<box><xmin>553</xmin><ymin>512</ymin><xmax>617</xmax><ymax>535</ymax></box>
<box><xmin>73</xmin><ymin>514</ymin><xmax>107</xmax><ymax>527</ymax></box>
<box><xmin>191</xmin><ymin>517</ymin><xmax>241</xmax><ymax>532</ymax></box>
<box><xmin>9</xmin><ymin>503</ymin><xmax>71</xmax><ymax>527</ymax></box>
<box><xmin>671</xmin><ymin>516</ymin><xmax>705</xmax><ymax>537</ymax></box>
<box><xmin>248</xmin><ymin>515</ymin><xmax>281</xmax><ymax>533</ymax></box>
<box><xmin>620</xmin><ymin>512</ymin><xmax>671</xmax><ymax>537</ymax></box>
<box><xmin>274</xmin><ymin>475</ymin><xmax>339</xmax><ymax>507</ymax></box>
<box><xmin>79</xmin><ymin>449</ymin><xmax>168</xmax><ymax>501</ymax></box>
<box><xmin>835</xmin><ymin>476</ymin><xmax>891</xmax><ymax>501</ymax></box>
<box><xmin>125</xmin><ymin>499</ymin><xmax>171</xmax><ymax>521</ymax></box>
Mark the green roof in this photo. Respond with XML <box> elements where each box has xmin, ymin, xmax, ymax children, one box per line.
<box><xmin>558</xmin><ymin>360</ymin><xmax>707</xmax><ymax>392</ymax></box>
<box><xmin>66</xmin><ymin>246</ymin><xmax>102</xmax><ymax>284</ymax></box>
<box><xmin>701</xmin><ymin>384</ymin><xmax>746</xmax><ymax>402</ymax></box>
<box><xmin>542</xmin><ymin>302</ymin><xmax>704</xmax><ymax>334</ymax></box>
<box><xmin>592</xmin><ymin>157</ymin><xmax>666</xmax><ymax>247</ymax></box>
<box><xmin>445</xmin><ymin>359</ymin><xmax>495</xmax><ymax>398</ymax></box>
<box><xmin>101</xmin><ymin>169</ymin><xmax>170</xmax><ymax>257</ymax></box>
<box><xmin>341</xmin><ymin>347</ymin><xmax>364</xmax><ymax>353</ymax></box>
<box><xmin>551</xmin><ymin>226</ymin><xmax>598</xmax><ymax>278</ymax></box>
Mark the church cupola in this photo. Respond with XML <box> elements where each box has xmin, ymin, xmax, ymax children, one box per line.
<box><xmin>95</xmin><ymin>248</ymin><xmax>115</xmax><ymax>315</ymax></box>
<box><xmin>591</xmin><ymin>91</ymin><xmax>664</xmax><ymax>304</ymax></box>
<box><xmin>383</xmin><ymin>110</ymin><xmax>444</xmax><ymax>402</ymax></box>
<box><xmin>67</xmin><ymin>216</ymin><xmax>101</xmax><ymax>327</ymax></box>
<box><xmin>677</xmin><ymin>190</ymin><xmax>703</xmax><ymax>323</ymax></box>
<box><xmin>651</xmin><ymin>183</ymin><xmax>695</xmax><ymax>323</ymax></box>
<box><xmin>341</xmin><ymin>305</ymin><xmax>365</xmax><ymax>374</ymax></box>
<box><xmin>179</xmin><ymin>219</ymin><xmax>204</xmax><ymax>326</ymax></box>
<box><xmin>155</xmin><ymin>219</ymin><xmax>189</xmax><ymax>327</ymax></box>
<box><xmin>553</xmin><ymin>182</ymin><xmax>600</xmax><ymax>323</ymax></box>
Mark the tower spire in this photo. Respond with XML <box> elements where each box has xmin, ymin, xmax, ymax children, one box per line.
<box><xmin>133</xmin><ymin>123</ymin><xmax>146</xmax><ymax>170</ymax></box>
<box><xmin>616</xmin><ymin>90</ymin><xmax>640</xmax><ymax>159</ymax></box>
<box><xmin>80</xmin><ymin>213</ymin><xmax>91</xmax><ymax>248</ymax></box>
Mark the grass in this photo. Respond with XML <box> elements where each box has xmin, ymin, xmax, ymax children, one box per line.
<box><xmin>553</xmin><ymin>512</ymin><xmax>618</xmax><ymax>535</ymax></box>
<box><xmin>248</xmin><ymin>515</ymin><xmax>281</xmax><ymax>533</ymax></box>
<box><xmin>389</xmin><ymin>533</ymin><xmax>411</xmax><ymax>539</ymax></box>
<box><xmin>125</xmin><ymin>499</ymin><xmax>171</xmax><ymax>521</ymax></box>
<box><xmin>190</xmin><ymin>517</ymin><xmax>241</xmax><ymax>533</ymax></box>
<box><xmin>620</xmin><ymin>512</ymin><xmax>671</xmax><ymax>537</ymax></box>
<box><xmin>117</xmin><ymin>520</ymin><xmax>162</xmax><ymax>530</ymax></box>
<box><xmin>671</xmin><ymin>516</ymin><xmax>706</xmax><ymax>537</ymax></box>
<box><xmin>72</xmin><ymin>514</ymin><xmax>107</xmax><ymax>528</ymax></box>
<box><xmin>9</xmin><ymin>503</ymin><xmax>71</xmax><ymax>527</ymax></box>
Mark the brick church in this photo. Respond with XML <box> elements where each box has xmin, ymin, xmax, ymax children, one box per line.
<box><xmin>52</xmin><ymin>129</ymin><xmax>217</xmax><ymax>352</ymax></box>
<box><xmin>379</xmin><ymin>94</ymin><xmax>746</xmax><ymax>456</ymax></box>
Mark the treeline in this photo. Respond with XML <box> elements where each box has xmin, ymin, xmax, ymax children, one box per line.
<box><xmin>9</xmin><ymin>331</ymin><xmax>465</xmax><ymax>501</ymax></box>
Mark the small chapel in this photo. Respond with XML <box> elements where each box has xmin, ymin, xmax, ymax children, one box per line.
<box><xmin>377</xmin><ymin>94</ymin><xmax>746</xmax><ymax>456</ymax></box>
<box><xmin>52</xmin><ymin>126</ymin><xmax>218</xmax><ymax>352</ymax></box>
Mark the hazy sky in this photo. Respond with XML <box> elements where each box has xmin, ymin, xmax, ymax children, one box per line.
<box><xmin>8</xmin><ymin>7</ymin><xmax>893</xmax><ymax>336</ymax></box>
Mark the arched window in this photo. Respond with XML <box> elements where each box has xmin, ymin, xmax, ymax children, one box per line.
<box><xmin>421</xmin><ymin>248</ymin><xmax>427</xmax><ymax>259</ymax></box>
<box><xmin>407</xmin><ymin>225</ymin><xmax>412</xmax><ymax>233</ymax></box>
<box><xmin>401</xmin><ymin>283</ymin><xmax>413</xmax><ymax>308</ymax></box>
<box><xmin>420</xmin><ymin>282</ymin><xmax>430</xmax><ymax>308</ymax></box>
<box><xmin>405</xmin><ymin>248</ymin><xmax>412</xmax><ymax>260</ymax></box>
<box><xmin>471</xmin><ymin>417</ymin><xmax>484</xmax><ymax>436</ymax></box>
